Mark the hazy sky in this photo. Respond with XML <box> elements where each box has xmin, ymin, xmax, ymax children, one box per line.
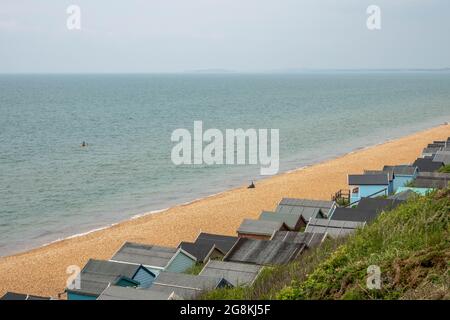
<box><xmin>1</xmin><ymin>0</ymin><xmax>449</xmax><ymax>73</ymax></box>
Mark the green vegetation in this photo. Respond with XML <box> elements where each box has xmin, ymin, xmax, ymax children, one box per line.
<box><xmin>185</xmin><ymin>263</ymin><xmax>205</xmax><ymax>275</ymax></box>
<box><xmin>438</xmin><ymin>164</ymin><xmax>450</xmax><ymax>173</ymax></box>
<box><xmin>202</xmin><ymin>189</ymin><xmax>450</xmax><ymax>300</ymax></box>
<box><xmin>336</xmin><ymin>198</ymin><xmax>349</xmax><ymax>206</ymax></box>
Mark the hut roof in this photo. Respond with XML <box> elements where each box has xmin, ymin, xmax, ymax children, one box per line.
<box><xmin>0</xmin><ymin>292</ymin><xmax>51</xmax><ymax>300</ymax></box>
<box><xmin>305</xmin><ymin>218</ymin><xmax>365</xmax><ymax>238</ymax></box>
<box><xmin>258</xmin><ymin>211</ymin><xmax>306</xmax><ymax>230</ymax></box>
<box><xmin>276</xmin><ymin>198</ymin><xmax>334</xmax><ymax>219</ymax></box>
<box><xmin>382</xmin><ymin>165</ymin><xmax>417</xmax><ymax>176</ymax></box>
<box><xmin>199</xmin><ymin>260</ymin><xmax>262</xmax><ymax>287</ymax></box>
<box><xmin>237</xmin><ymin>219</ymin><xmax>287</xmax><ymax>237</ymax></box>
<box><xmin>178</xmin><ymin>241</ymin><xmax>224</xmax><ymax>263</ymax></box>
<box><xmin>151</xmin><ymin>272</ymin><xmax>229</xmax><ymax>299</ymax></box>
<box><xmin>270</xmin><ymin>231</ymin><xmax>326</xmax><ymax>248</ymax></box>
<box><xmin>111</xmin><ymin>242</ymin><xmax>194</xmax><ymax>269</ymax></box>
<box><xmin>348</xmin><ymin>174</ymin><xmax>389</xmax><ymax>186</ymax></box>
<box><xmin>413</xmin><ymin>158</ymin><xmax>444</xmax><ymax>172</ymax></box>
<box><xmin>224</xmin><ymin>238</ymin><xmax>305</xmax><ymax>266</ymax></box>
<box><xmin>195</xmin><ymin>233</ymin><xmax>238</xmax><ymax>254</ymax></box>
<box><xmin>97</xmin><ymin>285</ymin><xmax>180</xmax><ymax>300</ymax></box>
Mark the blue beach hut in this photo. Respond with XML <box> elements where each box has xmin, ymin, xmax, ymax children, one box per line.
<box><xmin>348</xmin><ymin>173</ymin><xmax>390</xmax><ymax>204</ymax></box>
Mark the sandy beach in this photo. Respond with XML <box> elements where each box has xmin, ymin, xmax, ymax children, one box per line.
<box><xmin>0</xmin><ymin>123</ymin><xmax>449</xmax><ymax>298</ymax></box>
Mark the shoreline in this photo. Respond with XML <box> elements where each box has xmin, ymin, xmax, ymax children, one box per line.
<box><xmin>1</xmin><ymin>123</ymin><xmax>449</xmax><ymax>297</ymax></box>
<box><xmin>2</xmin><ymin>119</ymin><xmax>444</xmax><ymax>258</ymax></box>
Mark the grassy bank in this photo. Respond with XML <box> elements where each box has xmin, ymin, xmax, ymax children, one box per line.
<box><xmin>202</xmin><ymin>189</ymin><xmax>450</xmax><ymax>300</ymax></box>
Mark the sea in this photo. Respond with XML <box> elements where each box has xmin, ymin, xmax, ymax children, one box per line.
<box><xmin>1</xmin><ymin>72</ymin><xmax>449</xmax><ymax>257</ymax></box>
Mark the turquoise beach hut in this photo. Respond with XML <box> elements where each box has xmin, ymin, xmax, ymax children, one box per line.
<box><xmin>382</xmin><ymin>165</ymin><xmax>418</xmax><ymax>192</ymax></box>
<box><xmin>66</xmin><ymin>259</ymin><xmax>156</xmax><ymax>300</ymax></box>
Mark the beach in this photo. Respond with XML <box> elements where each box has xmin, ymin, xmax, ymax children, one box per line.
<box><xmin>0</xmin><ymin>123</ymin><xmax>449</xmax><ymax>298</ymax></box>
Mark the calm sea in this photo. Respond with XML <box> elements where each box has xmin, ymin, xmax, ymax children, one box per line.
<box><xmin>1</xmin><ymin>73</ymin><xmax>449</xmax><ymax>256</ymax></box>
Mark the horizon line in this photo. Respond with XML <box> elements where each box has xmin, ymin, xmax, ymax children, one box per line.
<box><xmin>1</xmin><ymin>68</ymin><xmax>450</xmax><ymax>75</ymax></box>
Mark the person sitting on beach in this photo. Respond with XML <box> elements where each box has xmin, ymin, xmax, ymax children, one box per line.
<box><xmin>248</xmin><ymin>181</ymin><xmax>255</xmax><ymax>189</ymax></box>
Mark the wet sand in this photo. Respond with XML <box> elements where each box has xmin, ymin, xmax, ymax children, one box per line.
<box><xmin>1</xmin><ymin>123</ymin><xmax>449</xmax><ymax>298</ymax></box>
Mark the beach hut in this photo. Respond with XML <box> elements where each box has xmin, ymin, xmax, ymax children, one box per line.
<box><xmin>199</xmin><ymin>260</ymin><xmax>263</xmax><ymax>287</ymax></box>
<box><xmin>348</xmin><ymin>173</ymin><xmax>390</xmax><ymax>203</ymax></box>
<box><xmin>0</xmin><ymin>292</ymin><xmax>52</xmax><ymax>300</ymax></box>
<box><xmin>150</xmin><ymin>272</ymin><xmax>231</xmax><ymax>299</ymax></box>
<box><xmin>236</xmin><ymin>219</ymin><xmax>289</xmax><ymax>240</ymax></box>
<box><xmin>382</xmin><ymin>165</ymin><xmax>418</xmax><ymax>191</ymax></box>
<box><xmin>305</xmin><ymin>218</ymin><xmax>366</xmax><ymax>238</ymax></box>
<box><xmin>270</xmin><ymin>231</ymin><xmax>327</xmax><ymax>248</ymax></box>
<box><xmin>413</xmin><ymin>158</ymin><xmax>444</xmax><ymax>173</ymax></box>
<box><xmin>66</xmin><ymin>259</ymin><xmax>156</xmax><ymax>300</ymax></box>
<box><xmin>178</xmin><ymin>241</ymin><xmax>225</xmax><ymax>263</ymax></box>
<box><xmin>194</xmin><ymin>233</ymin><xmax>238</xmax><ymax>255</ymax></box>
<box><xmin>224</xmin><ymin>238</ymin><xmax>305</xmax><ymax>266</ymax></box>
<box><xmin>97</xmin><ymin>285</ymin><xmax>181</xmax><ymax>300</ymax></box>
<box><xmin>275</xmin><ymin>198</ymin><xmax>335</xmax><ymax>219</ymax></box>
<box><xmin>433</xmin><ymin>151</ymin><xmax>450</xmax><ymax>165</ymax></box>
<box><xmin>258</xmin><ymin>211</ymin><xmax>306</xmax><ymax>231</ymax></box>
<box><xmin>364</xmin><ymin>170</ymin><xmax>395</xmax><ymax>194</ymax></box>
<box><xmin>110</xmin><ymin>242</ymin><xmax>197</xmax><ymax>275</ymax></box>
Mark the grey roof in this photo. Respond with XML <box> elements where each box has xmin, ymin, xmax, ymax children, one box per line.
<box><xmin>427</xmin><ymin>143</ymin><xmax>445</xmax><ymax>148</ymax></box>
<box><xmin>413</xmin><ymin>158</ymin><xmax>444</xmax><ymax>173</ymax></box>
<box><xmin>388</xmin><ymin>189</ymin><xmax>417</xmax><ymax>201</ymax></box>
<box><xmin>364</xmin><ymin>170</ymin><xmax>395</xmax><ymax>181</ymax></box>
<box><xmin>356</xmin><ymin>197</ymin><xmax>404</xmax><ymax>214</ymax></box>
<box><xmin>411</xmin><ymin>179</ymin><xmax>448</xmax><ymax>189</ymax></box>
<box><xmin>199</xmin><ymin>260</ymin><xmax>262</xmax><ymax>287</ymax></box>
<box><xmin>258</xmin><ymin>211</ymin><xmax>305</xmax><ymax>230</ymax></box>
<box><xmin>348</xmin><ymin>174</ymin><xmax>389</xmax><ymax>186</ymax></box>
<box><xmin>237</xmin><ymin>219</ymin><xmax>286</xmax><ymax>237</ymax></box>
<box><xmin>111</xmin><ymin>242</ymin><xmax>179</xmax><ymax>268</ymax></box>
<box><xmin>97</xmin><ymin>285</ymin><xmax>180</xmax><ymax>300</ymax></box>
<box><xmin>195</xmin><ymin>233</ymin><xmax>238</xmax><ymax>254</ymax></box>
<box><xmin>67</xmin><ymin>259</ymin><xmax>146</xmax><ymax>296</ymax></box>
<box><xmin>417</xmin><ymin>172</ymin><xmax>450</xmax><ymax>180</ymax></box>
<box><xmin>276</xmin><ymin>198</ymin><xmax>334</xmax><ymax>219</ymax></box>
<box><xmin>305</xmin><ymin>218</ymin><xmax>365</xmax><ymax>238</ymax></box>
<box><xmin>0</xmin><ymin>292</ymin><xmax>52</xmax><ymax>300</ymax></box>
<box><xmin>422</xmin><ymin>147</ymin><xmax>442</xmax><ymax>155</ymax></box>
<box><xmin>382</xmin><ymin>165</ymin><xmax>417</xmax><ymax>176</ymax></box>
<box><xmin>224</xmin><ymin>238</ymin><xmax>305</xmax><ymax>266</ymax></box>
<box><xmin>271</xmin><ymin>231</ymin><xmax>326</xmax><ymax>248</ymax></box>
<box><xmin>151</xmin><ymin>272</ymin><xmax>229</xmax><ymax>299</ymax></box>
<box><xmin>330</xmin><ymin>207</ymin><xmax>379</xmax><ymax>223</ymax></box>
<box><xmin>433</xmin><ymin>151</ymin><xmax>450</xmax><ymax>165</ymax></box>
<box><xmin>178</xmin><ymin>241</ymin><xmax>224</xmax><ymax>263</ymax></box>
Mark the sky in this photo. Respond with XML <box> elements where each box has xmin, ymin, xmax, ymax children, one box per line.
<box><xmin>0</xmin><ymin>0</ymin><xmax>449</xmax><ymax>73</ymax></box>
